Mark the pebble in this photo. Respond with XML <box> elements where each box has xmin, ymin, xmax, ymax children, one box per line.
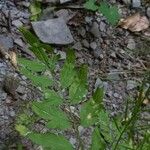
<box><xmin>110</xmin><ymin>52</ymin><xmax>117</xmax><ymax>58</ymax></box>
<box><xmin>0</xmin><ymin>35</ymin><xmax>13</xmax><ymax>50</ymax></box>
<box><xmin>90</xmin><ymin>22</ymin><xmax>101</xmax><ymax>38</ymax></box>
<box><xmin>0</xmin><ymin>91</ymin><xmax>7</xmax><ymax>100</ymax></box>
<box><xmin>16</xmin><ymin>85</ymin><xmax>26</xmax><ymax>94</ymax></box>
<box><xmin>122</xmin><ymin>0</ymin><xmax>131</xmax><ymax>5</ymax></box>
<box><xmin>94</xmin><ymin>78</ymin><xmax>103</xmax><ymax>90</ymax></box>
<box><xmin>126</xmin><ymin>80</ymin><xmax>138</xmax><ymax>90</ymax></box>
<box><xmin>82</xmin><ymin>39</ymin><xmax>90</xmax><ymax>48</ymax></box>
<box><xmin>55</xmin><ymin>9</ymin><xmax>69</xmax><ymax>23</ymax></box>
<box><xmin>90</xmin><ymin>42</ymin><xmax>97</xmax><ymax>50</ymax></box>
<box><xmin>60</xmin><ymin>0</ymin><xmax>71</xmax><ymax>4</ymax></box>
<box><xmin>12</xmin><ymin>20</ymin><xmax>23</xmax><ymax>28</ymax></box>
<box><xmin>132</xmin><ymin>0</ymin><xmax>141</xmax><ymax>8</ymax></box>
<box><xmin>146</xmin><ymin>7</ymin><xmax>150</xmax><ymax>18</ymax></box>
<box><xmin>72</xmin><ymin>42</ymin><xmax>83</xmax><ymax>50</ymax></box>
<box><xmin>32</xmin><ymin>18</ymin><xmax>74</xmax><ymax>45</ymax></box>
<box><xmin>78</xmin><ymin>125</ymin><xmax>84</xmax><ymax>134</ymax></box>
<box><xmin>93</xmin><ymin>48</ymin><xmax>102</xmax><ymax>58</ymax></box>
<box><xmin>127</xmin><ymin>39</ymin><xmax>136</xmax><ymax>50</ymax></box>
<box><xmin>99</xmin><ymin>21</ymin><xmax>106</xmax><ymax>32</ymax></box>
<box><xmin>57</xmin><ymin>50</ymin><xmax>66</xmax><ymax>59</ymax></box>
<box><xmin>69</xmin><ymin>137</ymin><xmax>76</xmax><ymax>147</ymax></box>
<box><xmin>14</xmin><ymin>38</ymin><xmax>24</xmax><ymax>47</ymax></box>
<box><xmin>78</xmin><ymin>27</ymin><xmax>86</xmax><ymax>37</ymax></box>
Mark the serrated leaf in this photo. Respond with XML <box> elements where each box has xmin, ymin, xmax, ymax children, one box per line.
<box><xmin>44</xmin><ymin>90</ymin><xmax>63</xmax><ymax>106</ymax></box>
<box><xmin>84</xmin><ymin>0</ymin><xmax>98</xmax><ymax>11</ymax></box>
<box><xmin>27</xmin><ymin>132</ymin><xmax>73</xmax><ymax>150</ymax></box>
<box><xmin>80</xmin><ymin>100</ymin><xmax>99</xmax><ymax>127</ymax></box>
<box><xmin>60</xmin><ymin>63</ymin><xmax>76</xmax><ymax>88</ymax></box>
<box><xmin>93</xmin><ymin>88</ymin><xmax>104</xmax><ymax>105</ymax></box>
<box><xmin>32</xmin><ymin>101</ymin><xmax>51</xmax><ymax>120</ymax></box>
<box><xmin>30</xmin><ymin>75</ymin><xmax>53</xmax><ymax>89</ymax></box>
<box><xmin>66</xmin><ymin>48</ymin><xmax>76</xmax><ymax>64</ymax></box>
<box><xmin>90</xmin><ymin>127</ymin><xmax>106</xmax><ymax>150</ymax></box>
<box><xmin>69</xmin><ymin>79</ymin><xmax>87</xmax><ymax>104</ymax></box>
<box><xmin>46</xmin><ymin>107</ymin><xmax>70</xmax><ymax>130</ymax></box>
<box><xmin>98</xmin><ymin>2</ymin><xmax>120</xmax><ymax>25</ymax></box>
<box><xmin>18</xmin><ymin>58</ymin><xmax>46</xmax><ymax>72</ymax></box>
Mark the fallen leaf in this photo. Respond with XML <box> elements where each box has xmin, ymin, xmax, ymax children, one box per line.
<box><xmin>10</xmin><ymin>51</ymin><xmax>18</xmax><ymax>69</ymax></box>
<box><xmin>118</xmin><ymin>13</ymin><xmax>149</xmax><ymax>32</ymax></box>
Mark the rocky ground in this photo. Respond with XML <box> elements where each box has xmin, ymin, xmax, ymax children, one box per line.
<box><xmin>0</xmin><ymin>0</ymin><xmax>150</xmax><ymax>149</ymax></box>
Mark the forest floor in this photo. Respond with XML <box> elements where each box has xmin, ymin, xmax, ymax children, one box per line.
<box><xmin>0</xmin><ymin>0</ymin><xmax>149</xmax><ymax>149</ymax></box>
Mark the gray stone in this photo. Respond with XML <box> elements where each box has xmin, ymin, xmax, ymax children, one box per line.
<box><xmin>82</xmin><ymin>39</ymin><xmax>89</xmax><ymax>48</ymax></box>
<box><xmin>127</xmin><ymin>39</ymin><xmax>136</xmax><ymax>50</ymax></box>
<box><xmin>132</xmin><ymin>0</ymin><xmax>141</xmax><ymax>8</ymax></box>
<box><xmin>108</xmin><ymin>70</ymin><xmax>120</xmax><ymax>80</ymax></box>
<box><xmin>57</xmin><ymin>50</ymin><xmax>66</xmax><ymax>59</ymax></box>
<box><xmin>32</xmin><ymin>18</ymin><xmax>74</xmax><ymax>45</ymax></box>
<box><xmin>0</xmin><ymin>91</ymin><xmax>7</xmax><ymax>100</ymax></box>
<box><xmin>94</xmin><ymin>78</ymin><xmax>103</xmax><ymax>90</ymax></box>
<box><xmin>99</xmin><ymin>21</ymin><xmax>106</xmax><ymax>32</ymax></box>
<box><xmin>78</xmin><ymin>27</ymin><xmax>86</xmax><ymax>37</ymax></box>
<box><xmin>93</xmin><ymin>48</ymin><xmax>102</xmax><ymax>58</ymax></box>
<box><xmin>85</xmin><ymin>16</ymin><xmax>93</xmax><ymax>24</ymax></box>
<box><xmin>40</xmin><ymin>7</ymin><xmax>55</xmax><ymax>20</ymax></box>
<box><xmin>146</xmin><ymin>7</ymin><xmax>150</xmax><ymax>18</ymax></box>
<box><xmin>126</xmin><ymin>80</ymin><xmax>138</xmax><ymax>90</ymax></box>
<box><xmin>55</xmin><ymin>9</ymin><xmax>69</xmax><ymax>23</ymax></box>
<box><xmin>0</xmin><ymin>35</ymin><xmax>13</xmax><ymax>50</ymax></box>
<box><xmin>60</xmin><ymin>0</ymin><xmax>71</xmax><ymax>4</ymax></box>
<box><xmin>72</xmin><ymin>42</ymin><xmax>82</xmax><ymax>50</ymax></box>
<box><xmin>16</xmin><ymin>85</ymin><xmax>26</xmax><ymax>94</ymax></box>
<box><xmin>90</xmin><ymin>22</ymin><xmax>101</xmax><ymax>38</ymax></box>
<box><xmin>14</xmin><ymin>38</ymin><xmax>24</xmax><ymax>47</ymax></box>
<box><xmin>90</xmin><ymin>42</ymin><xmax>97</xmax><ymax>50</ymax></box>
<box><xmin>110</xmin><ymin>52</ymin><xmax>116</xmax><ymax>58</ymax></box>
<box><xmin>12</xmin><ymin>20</ymin><xmax>23</xmax><ymax>28</ymax></box>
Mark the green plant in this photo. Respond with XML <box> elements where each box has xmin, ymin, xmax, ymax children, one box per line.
<box><xmin>16</xmin><ymin>29</ymin><xmax>150</xmax><ymax>150</ymax></box>
<box><xmin>84</xmin><ymin>0</ymin><xmax>120</xmax><ymax>25</ymax></box>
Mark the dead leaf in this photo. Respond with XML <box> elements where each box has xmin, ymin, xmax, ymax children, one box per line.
<box><xmin>9</xmin><ymin>51</ymin><xmax>18</xmax><ymax>69</ymax></box>
<box><xmin>118</xmin><ymin>13</ymin><xmax>149</xmax><ymax>32</ymax></box>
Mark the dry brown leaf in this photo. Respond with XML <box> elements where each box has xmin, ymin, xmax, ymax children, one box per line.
<box><xmin>9</xmin><ymin>51</ymin><xmax>18</xmax><ymax>69</ymax></box>
<box><xmin>119</xmin><ymin>13</ymin><xmax>149</xmax><ymax>32</ymax></box>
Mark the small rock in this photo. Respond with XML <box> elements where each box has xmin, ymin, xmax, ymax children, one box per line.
<box><xmin>44</xmin><ymin>0</ymin><xmax>59</xmax><ymax>3</ymax></box>
<box><xmin>85</xmin><ymin>16</ymin><xmax>93</xmax><ymax>24</ymax></box>
<box><xmin>127</xmin><ymin>39</ymin><xmax>136</xmax><ymax>50</ymax></box>
<box><xmin>146</xmin><ymin>7</ymin><xmax>150</xmax><ymax>18</ymax></box>
<box><xmin>90</xmin><ymin>22</ymin><xmax>101</xmax><ymax>38</ymax></box>
<box><xmin>12</xmin><ymin>20</ymin><xmax>23</xmax><ymax>28</ymax></box>
<box><xmin>108</xmin><ymin>70</ymin><xmax>120</xmax><ymax>80</ymax></box>
<box><xmin>82</xmin><ymin>39</ymin><xmax>90</xmax><ymax>48</ymax></box>
<box><xmin>94</xmin><ymin>78</ymin><xmax>103</xmax><ymax>90</ymax></box>
<box><xmin>132</xmin><ymin>0</ymin><xmax>141</xmax><ymax>8</ymax></box>
<box><xmin>32</xmin><ymin>18</ymin><xmax>74</xmax><ymax>45</ymax></box>
<box><xmin>69</xmin><ymin>137</ymin><xmax>76</xmax><ymax>147</ymax></box>
<box><xmin>90</xmin><ymin>42</ymin><xmax>97</xmax><ymax>50</ymax></box>
<box><xmin>78</xmin><ymin>27</ymin><xmax>86</xmax><ymax>37</ymax></box>
<box><xmin>57</xmin><ymin>50</ymin><xmax>66</xmax><ymax>59</ymax></box>
<box><xmin>99</xmin><ymin>21</ymin><xmax>106</xmax><ymax>32</ymax></box>
<box><xmin>16</xmin><ymin>85</ymin><xmax>26</xmax><ymax>94</ymax></box>
<box><xmin>72</xmin><ymin>42</ymin><xmax>82</xmax><ymax>50</ymax></box>
<box><xmin>78</xmin><ymin>125</ymin><xmax>84</xmax><ymax>134</ymax></box>
<box><xmin>110</xmin><ymin>52</ymin><xmax>116</xmax><ymax>58</ymax></box>
<box><xmin>60</xmin><ymin>0</ymin><xmax>71</xmax><ymax>4</ymax></box>
<box><xmin>14</xmin><ymin>38</ymin><xmax>24</xmax><ymax>47</ymax></box>
<box><xmin>40</xmin><ymin>7</ymin><xmax>55</xmax><ymax>20</ymax></box>
<box><xmin>126</xmin><ymin>80</ymin><xmax>138</xmax><ymax>90</ymax></box>
<box><xmin>0</xmin><ymin>35</ymin><xmax>13</xmax><ymax>50</ymax></box>
<box><xmin>9</xmin><ymin>111</ymin><xmax>15</xmax><ymax>117</ymax></box>
<box><xmin>122</xmin><ymin>0</ymin><xmax>131</xmax><ymax>5</ymax></box>
<box><xmin>55</xmin><ymin>9</ymin><xmax>69</xmax><ymax>23</ymax></box>
<box><xmin>113</xmin><ymin>93</ymin><xmax>119</xmax><ymax>98</ymax></box>
<box><xmin>0</xmin><ymin>91</ymin><xmax>7</xmax><ymax>100</ymax></box>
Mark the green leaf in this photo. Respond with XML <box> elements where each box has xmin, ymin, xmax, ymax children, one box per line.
<box><xmin>69</xmin><ymin>79</ymin><xmax>87</xmax><ymax>104</ymax></box>
<box><xmin>98</xmin><ymin>2</ymin><xmax>120</xmax><ymax>25</ymax></box>
<box><xmin>27</xmin><ymin>132</ymin><xmax>73</xmax><ymax>150</ymax></box>
<box><xmin>60</xmin><ymin>63</ymin><xmax>76</xmax><ymax>88</ymax></box>
<box><xmin>90</xmin><ymin>127</ymin><xmax>106</xmax><ymax>150</ymax></box>
<box><xmin>84</xmin><ymin>0</ymin><xmax>98</xmax><ymax>11</ymax></box>
<box><xmin>93</xmin><ymin>88</ymin><xmax>104</xmax><ymax>105</ymax></box>
<box><xmin>30</xmin><ymin>75</ymin><xmax>53</xmax><ymax>89</ymax></box>
<box><xmin>46</xmin><ymin>107</ymin><xmax>70</xmax><ymax>130</ymax></box>
<box><xmin>15</xmin><ymin>125</ymin><xmax>31</xmax><ymax>136</ymax></box>
<box><xmin>44</xmin><ymin>90</ymin><xmax>63</xmax><ymax>106</ymax></box>
<box><xmin>80</xmin><ymin>100</ymin><xmax>99</xmax><ymax>126</ymax></box>
<box><xmin>32</xmin><ymin>101</ymin><xmax>51</xmax><ymax>120</ymax></box>
<box><xmin>18</xmin><ymin>58</ymin><xmax>46</xmax><ymax>72</ymax></box>
<box><xmin>30</xmin><ymin>0</ymin><xmax>41</xmax><ymax>21</ymax></box>
<box><xmin>66</xmin><ymin>48</ymin><xmax>76</xmax><ymax>64</ymax></box>
<box><xmin>77</xmin><ymin>65</ymin><xmax>88</xmax><ymax>85</ymax></box>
